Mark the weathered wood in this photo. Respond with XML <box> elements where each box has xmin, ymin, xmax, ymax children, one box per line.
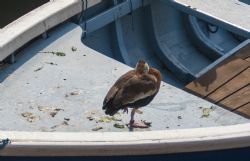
<box><xmin>236</xmin><ymin>103</ymin><xmax>250</xmax><ymax>118</ymax></box>
<box><xmin>219</xmin><ymin>85</ymin><xmax>250</xmax><ymax>110</ymax></box>
<box><xmin>185</xmin><ymin>57</ymin><xmax>250</xmax><ymax>97</ymax></box>
<box><xmin>206</xmin><ymin>68</ymin><xmax>250</xmax><ymax>103</ymax></box>
<box><xmin>185</xmin><ymin>42</ymin><xmax>250</xmax><ymax>117</ymax></box>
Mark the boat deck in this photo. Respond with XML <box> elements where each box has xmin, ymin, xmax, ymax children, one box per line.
<box><xmin>0</xmin><ymin>22</ymin><xmax>248</xmax><ymax>132</ymax></box>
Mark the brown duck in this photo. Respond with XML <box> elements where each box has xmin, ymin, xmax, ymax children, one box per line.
<box><xmin>103</xmin><ymin>60</ymin><xmax>162</xmax><ymax>128</ymax></box>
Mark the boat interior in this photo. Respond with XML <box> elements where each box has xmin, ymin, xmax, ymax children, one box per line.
<box><xmin>0</xmin><ymin>0</ymin><xmax>249</xmax><ymax>132</ymax></box>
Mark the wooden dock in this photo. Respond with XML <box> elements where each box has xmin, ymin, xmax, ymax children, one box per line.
<box><xmin>186</xmin><ymin>43</ymin><xmax>250</xmax><ymax>118</ymax></box>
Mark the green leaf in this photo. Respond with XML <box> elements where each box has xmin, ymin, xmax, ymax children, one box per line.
<box><xmin>201</xmin><ymin>107</ymin><xmax>211</xmax><ymax>118</ymax></box>
<box><xmin>114</xmin><ymin>123</ymin><xmax>125</xmax><ymax>129</ymax></box>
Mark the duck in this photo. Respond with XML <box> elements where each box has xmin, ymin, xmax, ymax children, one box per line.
<box><xmin>102</xmin><ymin>60</ymin><xmax>162</xmax><ymax>128</ymax></box>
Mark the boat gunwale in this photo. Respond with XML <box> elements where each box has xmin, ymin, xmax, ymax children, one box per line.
<box><xmin>0</xmin><ymin>0</ymin><xmax>82</xmax><ymax>62</ymax></box>
<box><xmin>1</xmin><ymin>123</ymin><xmax>250</xmax><ymax>156</ymax></box>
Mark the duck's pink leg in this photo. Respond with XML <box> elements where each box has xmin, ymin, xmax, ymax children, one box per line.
<box><xmin>129</xmin><ymin>108</ymin><xmax>149</xmax><ymax>128</ymax></box>
<box><xmin>123</xmin><ymin>107</ymin><xmax>128</xmax><ymax>114</ymax></box>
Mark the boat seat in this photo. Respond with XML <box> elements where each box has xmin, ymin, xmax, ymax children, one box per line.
<box><xmin>162</xmin><ymin>0</ymin><xmax>250</xmax><ymax>38</ymax></box>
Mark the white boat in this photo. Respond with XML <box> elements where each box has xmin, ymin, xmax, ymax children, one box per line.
<box><xmin>0</xmin><ymin>0</ymin><xmax>249</xmax><ymax>158</ymax></box>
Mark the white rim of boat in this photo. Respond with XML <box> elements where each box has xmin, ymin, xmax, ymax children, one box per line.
<box><xmin>0</xmin><ymin>123</ymin><xmax>250</xmax><ymax>156</ymax></box>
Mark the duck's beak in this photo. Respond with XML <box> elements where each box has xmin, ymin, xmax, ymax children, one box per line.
<box><xmin>144</xmin><ymin>63</ymin><xmax>149</xmax><ymax>72</ymax></box>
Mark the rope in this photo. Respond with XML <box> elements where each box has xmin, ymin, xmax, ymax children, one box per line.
<box><xmin>129</xmin><ymin>0</ymin><xmax>135</xmax><ymax>31</ymax></box>
<box><xmin>80</xmin><ymin>0</ymin><xmax>88</xmax><ymax>38</ymax></box>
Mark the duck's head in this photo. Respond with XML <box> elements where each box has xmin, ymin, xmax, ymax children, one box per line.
<box><xmin>135</xmin><ymin>60</ymin><xmax>149</xmax><ymax>74</ymax></box>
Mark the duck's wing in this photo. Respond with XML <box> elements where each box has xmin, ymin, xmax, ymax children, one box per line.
<box><xmin>112</xmin><ymin>74</ymin><xmax>158</xmax><ymax>108</ymax></box>
<box><xmin>103</xmin><ymin>70</ymin><xmax>135</xmax><ymax>109</ymax></box>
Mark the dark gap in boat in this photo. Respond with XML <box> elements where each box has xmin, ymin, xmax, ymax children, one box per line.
<box><xmin>0</xmin><ymin>0</ymin><xmax>49</xmax><ymax>28</ymax></box>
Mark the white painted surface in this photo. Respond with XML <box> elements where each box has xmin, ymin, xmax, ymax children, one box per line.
<box><xmin>0</xmin><ymin>0</ymin><xmax>82</xmax><ymax>61</ymax></box>
<box><xmin>0</xmin><ymin>123</ymin><xmax>250</xmax><ymax>156</ymax></box>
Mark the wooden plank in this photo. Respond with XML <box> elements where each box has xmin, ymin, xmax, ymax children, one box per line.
<box><xmin>185</xmin><ymin>57</ymin><xmax>250</xmax><ymax>97</ymax></box>
<box><xmin>218</xmin><ymin>85</ymin><xmax>250</xmax><ymax>110</ymax></box>
<box><xmin>236</xmin><ymin>103</ymin><xmax>250</xmax><ymax>118</ymax></box>
<box><xmin>236</xmin><ymin>43</ymin><xmax>250</xmax><ymax>60</ymax></box>
<box><xmin>195</xmin><ymin>40</ymin><xmax>250</xmax><ymax>78</ymax></box>
<box><xmin>206</xmin><ymin>68</ymin><xmax>250</xmax><ymax>103</ymax></box>
<box><xmin>246</xmin><ymin>57</ymin><xmax>250</xmax><ymax>62</ymax></box>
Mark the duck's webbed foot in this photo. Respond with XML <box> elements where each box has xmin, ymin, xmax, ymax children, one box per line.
<box><xmin>129</xmin><ymin>120</ymin><xmax>149</xmax><ymax>128</ymax></box>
